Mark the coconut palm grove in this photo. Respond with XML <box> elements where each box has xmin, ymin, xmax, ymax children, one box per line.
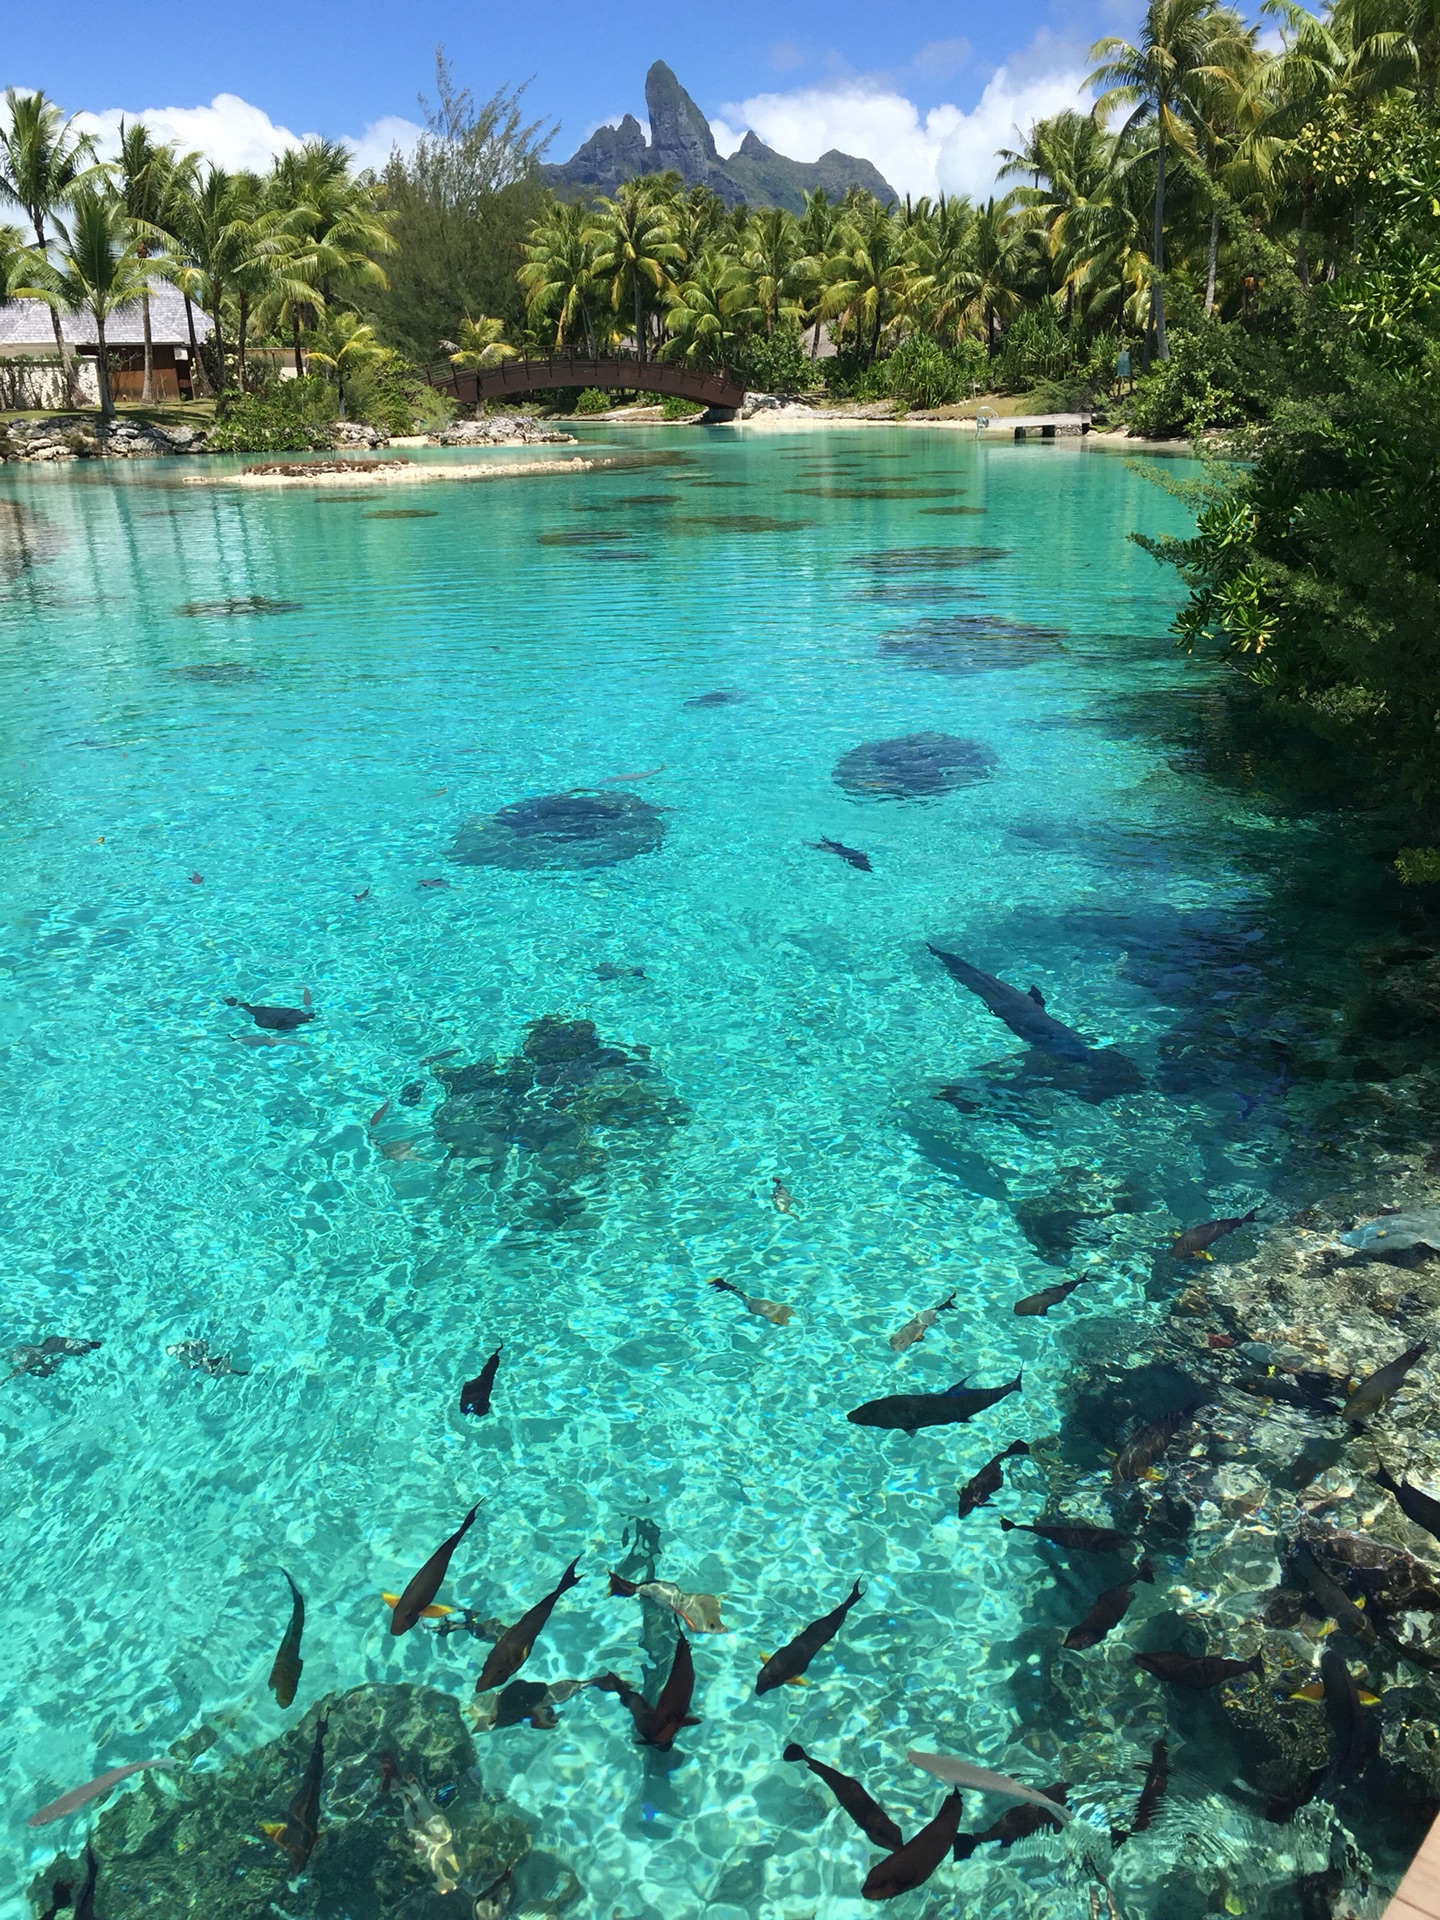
<box><xmin>4</xmin><ymin>2</ymin><xmax>1440</xmax><ymax>1917</ymax></box>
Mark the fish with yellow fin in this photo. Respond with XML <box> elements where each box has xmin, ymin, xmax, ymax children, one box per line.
<box><xmin>1289</xmin><ymin>1679</ymin><xmax>1380</xmax><ymax>1705</ymax></box>
<box><xmin>261</xmin><ymin>1715</ymin><xmax>326</xmax><ymax>1870</ymax></box>
<box><xmin>381</xmin><ymin>1592</ymin><xmax>454</xmax><ymax>1621</ymax></box>
<box><xmin>708</xmin><ymin>1278</ymin><xmax>794</xmax><ymax>1326</ymax></box>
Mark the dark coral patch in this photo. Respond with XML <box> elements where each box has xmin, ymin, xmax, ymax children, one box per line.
<box><xmin>450</xmin><ymin>789</ymin><xmax>665</xmax><ymax>871</ymax></box>
<box><xmin>833</xmin><ymin>730</ymin><xmax>997</xmax><ymax>800</ymax></box>
<box><xmin>849</xmin><ymin>546</ymin><xmax>1009</xmax><ymax>571</ymax></box>
<box><xmin>880</xmin><ymin>615</ymin><xmax>1065</xmax><ymax>675</ymax></box>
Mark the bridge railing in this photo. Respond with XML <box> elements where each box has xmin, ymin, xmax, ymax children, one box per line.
<box><xmin>421</xmin><ymin>351</ymin><xmax>746</xmax><ymax>410</ymax></box>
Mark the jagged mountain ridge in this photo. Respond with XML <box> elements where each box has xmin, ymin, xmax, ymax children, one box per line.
<box><xmin>542</xmin><ymin>61</ymin><xmax>897</xmax><ymax>213</ymax></box>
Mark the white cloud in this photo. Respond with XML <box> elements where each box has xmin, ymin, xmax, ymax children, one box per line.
<box><xmin>717</xmin><ymin>43</ymin><xmax>1091</xmax><ymax>202</ymax></box>
<box><xmin>67</xmin><ymin>93</ymin><xmax>423</xmax><ymax>178</ymax></box>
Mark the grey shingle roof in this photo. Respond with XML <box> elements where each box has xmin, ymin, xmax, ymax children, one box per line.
<box><xmin>0</xmin><ymin>281</ymin><xmax>212</xmax><ymax>349</ymax></box>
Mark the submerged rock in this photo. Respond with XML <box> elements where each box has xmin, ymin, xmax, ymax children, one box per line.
<box><xmin>832</xmin><ymin>731</ymin><xmax>997</xmax><ymax>800</ymax></box>
<box><xmin>26</xmin><ymin>1684</ymin><xmax>571</xmax><ymax>1920</ymax></box>
<box><xmin>431</xmin><ymin>1017</ymin><xmax>686</xmax><ymax>1189</ymax></box>
<box><xmin>450</xmin><ymin>790</ymin><xmax>666</xmax><ymax>871</ymax></box>
<box><xmin>879</xmin><ymin>615</ymin><xmax>1065</xmax><ymax>676</ymax></box>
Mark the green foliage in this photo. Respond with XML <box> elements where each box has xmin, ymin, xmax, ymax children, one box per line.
<box><xmin>661</xmin><ymin>394</ymin><xmax>703</xmax><ymax>419</ymax></box>
<box><xmin>1126</xmin><ymin>321</ymin><xmax>1275</xmax><ymax>437</ymax></box>
<box><xmin>734</xmin><ymin>321</ymin><xmax>812</xmax><ymax>395</ymax></box>
<box><xmin>1395</xmin><ymin>848</ymin><xmax>1440</xmax><ymax>885</ymax></box>
<box><xmin>573</xmin><ymin>387</ymin><xmax>612</xmax><ymax>414</ymax></box>
<box><xmin>208</xmin><ymin>375</ymin><xmax>337</xmax><ymax>452</ymax></box>
<box><xmin>872</xmin><ymin>334</ymin><xmax>987</xmax><ymax>408</ymax></box>
<box><xmin>323</xmin><ymin>343</ymin><xmax>454</xmax><ymax>435</ymax></box>
<box><xmin>367</xmin><ymin>61</ymin><xmax>552</xmax><ymax>360</ymax></box>
<box><xmin>994</xmin><ymin>307</ymin><xmax>1074</xmax><ymax>391</ymax></box>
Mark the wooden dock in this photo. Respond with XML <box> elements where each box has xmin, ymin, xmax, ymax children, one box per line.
<box><xmin>1385</xmin><ymin>1818</ymin><xmax>1440</xmax><ymax>1920</ymax></box>
<box><xmin>973</xmin><ymin>411</ymin><xmax>1092</xmax><ymax>439</ymax></box>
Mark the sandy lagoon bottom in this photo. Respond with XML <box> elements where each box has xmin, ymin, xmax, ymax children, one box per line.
<box><xmin>0</xmin><ymin>424</ymin><xmax>1423</xmax><ymax>1919</ymax></box>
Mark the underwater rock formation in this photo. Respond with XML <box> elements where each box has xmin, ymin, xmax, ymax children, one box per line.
<box><xmin>26</xmin><ymin>1683</ymin><xmax>579</xmax><ymax>1920</ymax></box>
<box><xmin>879</xmin><ymin>616</ymin><xmax>1066</xmax><ymax>676</ymax></box>
<box><xmin>832</xmin><ymin>731</ymin><xmax>997</xmax><ymax>800</ymax></box>
<box><xmin>430</xmin><ymin>1018</ymin><xmax>686</xmax><ymax>1192</ymax></box>
<box><xmin>450</xmin><ymin>790</ymin><xmax>666</xmax><ymax>871</ymax></box>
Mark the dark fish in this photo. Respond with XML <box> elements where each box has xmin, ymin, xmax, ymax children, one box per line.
<box><xmin>1375</xmin><ymin>1464</ymin><xmax>1440</xmax><ymax>1547</ymax></box>
<box><xmin>1341</xmin><ymin>1341</ymin><xmax>1428</xmax><ymax>1426</ymax></box>
<box><xmin>418</xmin><ymin>877</ymin><xmax>450</xmax><ymax>889</ymax></box>
<box><xmin>1013</xmin><ymin>1277</ymin><xmax>1086</xmax><ymax>1317</ymax></box>
<box><xmin>757</xmin><ymin>1579</ymin><xmax>863</xmax><ymax>1693</ymax></box>
<box><xmin>268</xmin><ymin>1568</ymin><xmax>305</xmax><ymax>1709</ymax></box>
<box><xmin>390</xmin><ymin>1505</ymin><xmax>480</xmax><ymax>1635</ymax></box>
<box><xmin>595</xmin><ymin>961</ymin><xmax>646</xmax><ymax>979</ymax></box>
<box><xmin>398</xmin><ymin>1080</ymin><xmax>425</xmax><ymax>1106</ymax></box>
<box><xmin>475</xmin><ymin>1557</ymin><xmax>582</xmax><ymax>1692</ymax></box>
<box><xmin>1063</xmin><ymin>1579</ymin><xmax>1137</xmax><ymax>1650</ymax></box>
<box><xmin>492</xmin><ymin>1679</ymin><xmax>567</xmax><ymax>1729</ymax></box>
<box><xmin>72</xmin><ymin>1842</ymin><xmax>98</xmax><ymax>1920</ymax></box>
<box><xmin>4</xmin><ymin>1336</ymin><xmax>101</xmax><ymax>1383</ymax></box>
<box><xmin>1171</xmin><ymin>1208</ymin><xmax>1257</xmax><ymax>1258</ymax></box>
<box><xmin>460</xmin><ymin>1347</ymin><xmax>502</xmax><ymax>1419</ymax></box>
<box><xmin>848</xmin><ymin>1373</ymin><xmax>1022</xmax><ymax>1433</ymax></box>
<box><xmin>1112</xmin><ymin>1739</ymin><xmax>1169</xmax><ymax>1846</ymax></box>
<box><xmin>782</xmin><ymin>1743</ymin><xmax>904</xmax><ymax>1850</ymax></box>
<box><xmin>368</xmin><ymin>1101</ymin><xmax>390</xmax><ymax>1129</ymax></box>
<box><xmin>1319</xmin><ymin>1648</ymin><xmax>1376</xmax><ymax>1794</ymax></box>
<box><xmin>354</xmin><ymin>887</ymin><xmax>370</xmax><ymax>901</ymax></box>
<box><xmin>262</xmin><ymin>1714</ymin><xmax>326</xmax><ymax>1870</ymax></box>
<box><xmin>224</xmin><ymin>994</ymin><xmax>315</xmax><ymax>1031</ymax></box>
<box><xmin>861</xmin><ymin>1790</ymin><xmax>962</xmax><ymax>1901</ymax></box>
<box><xmin>595</xmin><ymin>1630</ymin><xmax>701</xmax><ymax>1750</ymax></box>
<box><xmin>1290</xmin><ymin>1540</ymin><xmax>1377</xmax><ymax>1645</ymax></box>
<box><xmin>810</xmin><ymin>836</ymin><xmax>874</xmax><ymax>873</ymax></box>
<box><xmin>422</xmin><ymin>1047</ymin><xmax>462</xmax><ymax>1064</ymax></box>
<box><xmin>953</xmin><ymin>1780</ymin><xmax>1068</xmax><ymax>1860</ymax></box>
<box><xmin>1000</xmin><ymin>1516</ymin><xmax>1135</xmax><ymax>1554</ymax></box>
<box><xmin>1113</xmin><ymin>1398</ymin><xmax>1201</xmax><ymax>1482</ymax></box>
<box><xmin>771</xmin><ymin>1177</ymin><xmax>798</xmax><ymax>1214</ymax></box>
<box><xmin>188</xmin><ymin>871</ymin><xmax>203</xmax><ymax>885</ymax></box>
<box><xmin>684</xmin><ymin>688</ymin><xmax>746</xmax><ymax>707</ymax></box>
<box><xmin>1134</xmin><ymin>1649</ymin><xmax>1263</xmax><ymax>1690</ymax></box>
<box><xmin>38</xmin><ymin>1877</ymin><xmax>75</xmax><ymax>1920</ymax></box>
<box><xmin>926</xmin><ymin>944</ymin><xmax>1107</xmax><ymax>1065</ymax></box>
<box><xmin>957</xmin><ymin>1440</ymin><xmax>1030</xmax><ymax>1519</ymax></box>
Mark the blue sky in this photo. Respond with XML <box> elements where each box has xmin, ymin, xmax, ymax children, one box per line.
<box><xmin>7</xmin><ymin>0</ymin><xmax>1145</xmax><ymax>199</ymax></box>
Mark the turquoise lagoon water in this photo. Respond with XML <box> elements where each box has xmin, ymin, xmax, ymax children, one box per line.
<box><xmin>0</xmin><ymin>428</ymin><xmax>1403</xmax><ymax>1919</ymax></box>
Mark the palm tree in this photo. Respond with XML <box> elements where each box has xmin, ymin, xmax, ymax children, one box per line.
<box><xmin>960</xmin><ymin>196</ymin><xmax>1030</xmax><ymax>353</ymax></box>
<box><xmin>111</xmin><ymin>122</ymin><xmax>180</xmax><ymax>401</ymax></box>
<box><xmin>664</xmin><ymin>251</ymin><xmax>758</xmax><ymax>368</ymax></box>
<box><xmin>304</xmin><ymin>309</ymin><xmax>387</xmax><ymax>414</ymax></box>
<box><xmin>796</xmin><ymin>188</ymin><xmax>841</xmax><ymax>356</ymax></box>
<box><xmin>0</xmin><ymin>90</ymin><xmax>104</xmax><ymax>401</ymax></box>
<box><xmin>739</xmin><ymin>205</ymin><xmax>804</xmax><ymax>339</ymax></box>
<box><xmin>267</xmin><ymin>140</ymin><xmax>394</xmax><ymax>373</ymax></box>
<box><xmin>518</xmin><ymin>199</ymin><xmax>598</xmax><ymax>353</ymax></box>
<box><xmin>1089</xmin><ymin>0</ymin><xmax>1253</xmax><ymax>359</ymax></box>
<box><xmin>584</xmin><ymin>180</ymin><xmax>683</xmax><ymax>362</ymax></box>
<box><xmin>448</xmin><ymin>314</ymin><xmax>518</xmax><ymax>368</ymax></box>
<box><xmin>906</xmin><ymin>193</ymin><xmax>977</xmax><ymax>344</ymax></box>
<box><xmin>40</xmin><ymin>189</ymin><xmax>152</xmax><ymax>416</ymax></box>
<box><xmin>822</xmin><ymin>198</ymin><xmax>913</xmax><ymax>365</ymax></box>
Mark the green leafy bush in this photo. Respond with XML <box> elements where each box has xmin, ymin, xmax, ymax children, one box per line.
<box><xmin>875</xmin><ymin>335</ymin><xmax>986</xmax><ymax>409</ymax></box>
<box><xmin>1125</xmin><ymin>321</ymin><xmax>1278</xmax><ymax>438</ymax></box>
<box><xmin>208</xmin><ymin>376</ymin><xmax>337</xmax><ymax>453</ymax></box>
<box><xmin>995</xmin><ymin>307</ymin><xmax>1074</xmax><ymax>391</ymax></box>
<box><xmin>661</xmin><ymin>394</ymin><xmax>703</xmax><ymax>419</ymax></box>
<box><xmin>573</xmin><ymin>388</ymin><xmax>612</xmax><ymax>414</ymax></box>
<box><xmin>735</xmin><ymin>322</ymin><xmax>813</xmax><ymax>396</ymax></box>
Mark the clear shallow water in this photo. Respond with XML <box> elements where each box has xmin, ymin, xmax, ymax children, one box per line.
<box><xmin>0</xmin><ymin>428</ymin><xmax>1399</xmax><ymax>1918</ymax></box>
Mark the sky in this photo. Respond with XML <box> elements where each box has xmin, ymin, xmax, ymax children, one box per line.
<box><xmin>4</xmin><ymin>0</ymin><xmax>1151</xmax><ymax>202</ymax></box>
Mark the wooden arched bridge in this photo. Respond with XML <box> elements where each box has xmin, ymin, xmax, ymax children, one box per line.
<box><xmin>423</xmin><ymin>351</ymin><xmax>746</xmax><ymax>412</ymax></box>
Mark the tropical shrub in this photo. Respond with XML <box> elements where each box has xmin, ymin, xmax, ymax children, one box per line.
<box><xmin>875</xmin><ymin>335</ymin><xmax>986</xmax><ymax>409</ymax></box>
<box><xmin>573</xmin><ymin>388</ymin><xmax>612</xmax><ymax>414</ymax></box>
<box><xmin>661</xmin><ymin>394</ymin><xmax>703</xmax><ymax>419</ymax></box>
<box><xmin>734</xmin><ymin>322</ymin><xmax>812</xmax><ymax>396</ymax></box>
<box><xmin>208</xmin><ymin>375</ymin><xmax>337</xmax><ymax>453</ymax></box>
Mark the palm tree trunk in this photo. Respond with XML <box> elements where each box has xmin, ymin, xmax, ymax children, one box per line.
<box><xmin>811</xmin><ymin>316</ymin><xmax>822</xmax><ymax>359</ymax></box>
<box><xmin>140</xmin><ymin>286</ymin><xmax>155</xmax><ymax>402</ymax></box>
<box><xmin>183</xmin><ymin>294</ymin><xmax>211</xmax><ymax>398</ymax></box>
<box><xmin>95</xmin><ymin>311</ymin><xmax>114</xmax><ymax>419</ymax></box>
<box><xmin>237</xmin><ymin>291</ymin><xmax>249</xmax><ymax>391</ymax></box>
<box><xmin>209</xmin><ymin>285</ymin><xmax>227</xmax><ymax>392</ymax></box>
<box><xmin>34</xmin><ymin>215</ymin><xmax>78</xmax><ymax>407</ymax></box>
<box><xmin>1151</xmin><ymin>134</ymin><xmax>1169</xmax><ymax>362</ymax></box>
<box><xmin>1204</xmin><ymin>208</ymin><xmax>1221</xmax><ymax>317</ymax></box>
<box><xmin>634</xmin><ymin>281</ymin><xmax>645</xmax><ymax>364</ymax></box>
<box><xmin>1297</xmin><ymin>182</ymin><xmax>1312</xmax><ymax>293</ymax></box>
